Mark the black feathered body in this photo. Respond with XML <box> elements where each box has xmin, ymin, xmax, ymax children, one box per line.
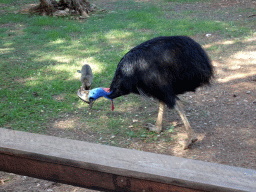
<box><xmin>108</xmin><ymin>36</ymin><xmax>213</xmax><ymax>109</ymax></box>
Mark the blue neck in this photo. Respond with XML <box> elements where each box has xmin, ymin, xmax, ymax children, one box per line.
<box><xmin>89</xmin><ymin>88</ymin><xmax>112</xmax><ymax>100</ymax></box>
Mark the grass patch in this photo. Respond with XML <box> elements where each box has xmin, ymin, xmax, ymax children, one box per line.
<box><xmin>165</xmin><ymin>0</ymin><xmax>209</xmax><ymax>2</ymax></box>
<box><xmin>0</xmin><ymin>0</ymin><xmax>254</xmax><ymax>139</ymax></box>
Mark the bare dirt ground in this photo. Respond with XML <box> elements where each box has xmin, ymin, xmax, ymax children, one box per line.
<box><xmin>1</xmin><ymin>0</ymin><xmax>255</xmax><ymax>191</ymax></box>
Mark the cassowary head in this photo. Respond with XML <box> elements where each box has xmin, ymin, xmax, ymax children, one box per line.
<box><xmin>88</xmin><ymin>88</ymin><xmax>114</xmax><ymax>111</ymax></box>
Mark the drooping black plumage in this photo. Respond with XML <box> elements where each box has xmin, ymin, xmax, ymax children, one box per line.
<box><xmin>107</xmin><ymin>36</ymin><xmax>213</xmax><ymax>108</ymax></box>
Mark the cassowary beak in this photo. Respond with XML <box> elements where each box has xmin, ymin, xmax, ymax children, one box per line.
<box><xmin>89</xmin><ymin>98</ymin><xmax>94</xmax><ymax>110</ymax></box>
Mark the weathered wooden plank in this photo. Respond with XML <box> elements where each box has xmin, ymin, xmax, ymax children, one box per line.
<box><xmin>2</xmin><ymin>153</ymin><xmax>202</xmax><ymax>192</ymax></box>
<box><xmin>0</xmin><ymin>128</ymin><xmax>255</xmax><ymax>192</ymax></box>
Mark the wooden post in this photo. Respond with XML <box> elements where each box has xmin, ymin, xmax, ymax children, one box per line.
<box><xmin>0</xmin><ymin>128</ymin><xmax>255</xmax><ymax>191</ymax></box>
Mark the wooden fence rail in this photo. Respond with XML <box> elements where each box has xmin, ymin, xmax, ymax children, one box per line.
<box><xmin>0</xmin><ymin>128</ymin><xmax>255</xmax><ymax>191</ymax></box>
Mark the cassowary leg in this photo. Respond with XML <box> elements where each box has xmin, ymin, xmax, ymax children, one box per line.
<box><xmin>175</xmin><ymin>99</ymin><xmax>198</xmax><ymax>149</ymax></box>
<box><xmin>147</xmin><ymin>101</ymin><xmax>164</xmax><ymax>133</ymax></box>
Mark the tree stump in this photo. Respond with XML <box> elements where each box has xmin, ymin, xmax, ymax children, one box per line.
<box><xmin>30</xmin><ymin>0</ymin><xmax>92</xmax><ymax>17</ymax></box>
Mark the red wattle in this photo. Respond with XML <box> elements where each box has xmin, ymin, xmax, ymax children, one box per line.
<box><xmin>111</xmin><ymin>100</ymin><xmax>114</xmax><ymax>111</ymax></box>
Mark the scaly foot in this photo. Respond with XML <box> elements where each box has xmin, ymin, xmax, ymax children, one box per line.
<box><xmin>183</xmin><ymin>138</ymin><xmax>198</xmax><ymax>150</ymax></box>
<box><xmin>145</xmin><ymin>123</ymin><xmax>162</xmax><ymax>133</ymax></box>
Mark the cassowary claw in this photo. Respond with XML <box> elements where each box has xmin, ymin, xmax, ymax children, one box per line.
<box><xmin>183</xmin><ymin>138</ymin><xmax>198</xmax><ymax>150</ymax></box>
<box><xmin>145</xmin><ymin>123</ymin><xmax>162</xmax><ymax>133</ymax></box>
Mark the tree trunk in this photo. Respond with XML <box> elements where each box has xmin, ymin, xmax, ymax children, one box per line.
<box><xmin>30</xmin><ymin>0</ymin><xmax>92</xmax><ymax>17</ymax></box>
<box><xmin>60</xmin><ymin>0</ymin><xmax>91</xmax><ymax>17</ymax></box>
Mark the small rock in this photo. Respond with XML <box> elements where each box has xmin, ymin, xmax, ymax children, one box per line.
<box><xmin>246</xmin><ymin>91</ymin><xmax>251</xmax><ymax>94</ymax></box>
<box><xmin>32</xmin><ymin>92</ymin><xmax>38</xmax><ymax>97</ymax></box>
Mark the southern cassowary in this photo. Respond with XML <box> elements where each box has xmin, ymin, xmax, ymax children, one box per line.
<box><xmin>88</xmin><ymin>36</ymin><xmax>214</xmax><ymax>149</ymax></box>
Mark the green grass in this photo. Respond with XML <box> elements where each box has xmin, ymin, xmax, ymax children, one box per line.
<box><xmin>0</xmin><ymin>0</ymin><xmax>255</xmax><ymax>141</ymax></box>
<box><xmin>164</xmin><ymin>0</ymin><xmax>209</xmax><ymax>2</ymax></box>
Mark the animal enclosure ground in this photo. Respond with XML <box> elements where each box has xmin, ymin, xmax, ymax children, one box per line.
<box><xmin>1</xmin><ymin>0</ymin><xmax>255</xmax><ymax>191</ymax></box>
